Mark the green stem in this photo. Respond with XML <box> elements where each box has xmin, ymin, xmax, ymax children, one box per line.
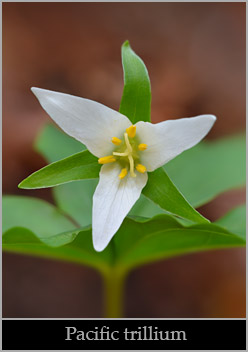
<box><xmin>103</xmin><ymin>268</ymin><xmax>127</xmax><ymax>318</ymax></box>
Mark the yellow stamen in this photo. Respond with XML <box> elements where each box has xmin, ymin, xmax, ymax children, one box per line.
<box><xmin>138</xmin><ymin>143</ymin><xmax>147</xmax><ymax>151</ymax></box>
<box><xmin>119</xmin><ymin>168</ymin><xmax>128</xmax><ymax>179</ymax></box>
<box><xmin>112</xmin><ymin>137</ymin><xmax>122</xmax><ymax>146</ymax></box>
<box><xmin>136</xmin><ymin>164</ymin><xmax>147</xmax><ymax>173</ymax></box>
<box><xmin>107</xmin><ymin>127</ymin><xmax>148</xmax><ymax>180</ymax></box>
<box><xmin>98</xmin><ymin>156</ymin><xmax>116</xmax><ymax>164</ymax></box>
<box><xmin>126</xmin><ymin>125</ymin><xmax>136</xmax><ymax>138</ymax></box>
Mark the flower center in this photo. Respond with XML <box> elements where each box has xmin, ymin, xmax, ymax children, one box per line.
<box><xmin>98</xmin><ymin>125</ymin><xmax>147</xmax><ymax>179</ymax></box>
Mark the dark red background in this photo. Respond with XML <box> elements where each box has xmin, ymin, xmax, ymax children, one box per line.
<box><xmin>3</xmin><ymin>2</ymin><xmax>245</xmax><ymax>317</ymax></box>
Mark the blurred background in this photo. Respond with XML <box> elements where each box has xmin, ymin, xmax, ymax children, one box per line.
<box><xmin>3</xmin><ymin>2</ymin><xmax>245</xmax><ymax>317</ymax></box>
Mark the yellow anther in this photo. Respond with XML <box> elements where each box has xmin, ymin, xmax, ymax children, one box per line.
<box><xmin>138</xmin><ymin>143</ymin><xmax>147</xmax><ymax>151</ymax></box>
<box><xmin>98</xmin><ymin>156</ymin><xmax>116</xmax><ymax>164</ymax></box>
<box><xmin>119</xmin><ymin>168</ymin><xmax>128</xmax><ymax>179</ymax></box>
<box><xmin>136</xmin><ymin>164</ymin><xmax>147</xmax><ymax>173</ymax></box>
<box><xmin>112</xmin><ymin>137</ymin><xmax>122</xmax><ymax>146</ymax></box>
<box><xmin>126</xmin><ymin>125</ymin><xmax>136</xmax><ymax>138</ymax></box>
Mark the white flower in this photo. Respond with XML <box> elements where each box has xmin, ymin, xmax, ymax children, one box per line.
<box><xmin>31</xmin><ymin>88</ymin><xmax>216</xmax><ymax>252</ymax></box>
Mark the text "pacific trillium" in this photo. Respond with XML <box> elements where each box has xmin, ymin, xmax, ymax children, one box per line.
<box><xmin>31</xmin><ymin>88</ymin><xmax>216</xmax><ymax>251</ymax></box>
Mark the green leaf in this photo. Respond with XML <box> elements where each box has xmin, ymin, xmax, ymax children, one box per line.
<box><xmin>119</xmin><ymin>41</ymin><xmax>151</xmax><ymax>124</ymax></box>
<box><xmin>35</xmin><ymin>123</ymin><xmax>84</xmax><ymax>163</ymax></box>
<box><xmin>215</xmin><ymin>204</ymin><xmax>246</xmax><ymax>240</ymax></box>
<box><xmin>129</xmin><ymin>194</ymin><xmax>166</xmax><ymax>218</ymax></box>
<box><xmin>2</xmin><ymin>196</ymin><xmax>78</xmax><ymax>244</ymax></box>
<box><xmin>142</xmin><ymin>167</ymin><xmax>208</xmax><ymax>224</ymax></box>
<box><xmin>2</xmin><ymin>227</ymin><xmax>112</xmax><ymax>274</ymax></box>
<box><xmin>3</xmin><ymin>203</ymin><xmax>245</xmax><ymax>274</ymax></box>
<box><xmin>53</xmin><ymin>180</ymin><xmax>98</xmax><ymax>227</ymax></box>
<box><xmin>2</xmin><ymin>226</ymin><xmax>79</xmax><ymax>248</ymax></box>
<box><xmin>54</xmin><ymin>181</ymin><xmax>162</xmax><ymax>228</ymax></box>
<box><xmin>165</xmin><ymin>134</ymin><xmax>245</xmax><ymax>207</ymax></box>
<box><xmin>18</xmin><ymin>150</ymin><xmax>100</xmax><ymax>189</ymax></box>
<box><xmin>113</xmin><ymin>214</ymin><xmax>246</xmax><ymax>271</ymax></box>
<box><xmin>2</xmin><ymin>195</ymin><xmax>112</xmax><ymax>273</ymax></box>
<box><xmin>3</xmin><ymin>196</ymin><xmax>76</xmax><ymax>239</ymax></box>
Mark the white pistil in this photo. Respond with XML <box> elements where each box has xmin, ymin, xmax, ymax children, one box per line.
<box><xmin>124</xmin><ymin>132</ymin><xmax>132</xmax><ymax>153</ymax></box>
<box><xmin>128</xmin><ymin>155</ymin><xmax>136</xmax><ymax>177</ymax></box>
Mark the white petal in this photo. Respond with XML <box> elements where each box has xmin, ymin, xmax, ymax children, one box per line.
<box><xmin>92</xmin><ymin>163</ymin><xmax>148</xmax><ymax>252</ymax></box>
<box><xmin>31</xmin><ymin>87</ymin><xmax>131</xmax><ymax>157</ymax></box>
<box><xmin>136</xmin><ymin>115</ymin><xmax>216</xmax><ymax>171</ymax></box>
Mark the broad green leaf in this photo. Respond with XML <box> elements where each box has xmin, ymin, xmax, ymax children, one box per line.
<box><xmin>215</xmin><ymin>204</ymin><xmax>246</xmax><ymax>240</ymax></box>
<box><xmin>3</xmin><ymin>204</ymin><xmax>245</xmax><ymax>274</ymax></box>
<box><xmin>129</xmin><ymin>194</ymin><xmax>166</xmax><ymax>218</ymax></box>
<box><xmin>142</xmin><ymin>168</ymin><xmax>208</xmax><ymax>224</ymax></box>
<box><xmin>165</xmin><ymin>134</ymin><xmax>245</xmax><ymax>207</ymax></box>
<box><xmin>2</xmin><ymin>195</ymin><xmax>112</xmax><ymax>273</ymax></box>
<box><xmin>3</xmin><ymin>196</ymin><xmax>76</xmax><ymax>240</ymax></box>
<box><xmin>53</xmin><ymin>181</ymin><xmax>98</xmax><ymax>227</ymax></box>
<box><xmin>3</xmin><ymin>226</ymin><xmax>80</xmax><ymax>248</ymax></box>
<box><xmin>113</xmin><ymin>213</ymin><xmax>246</xmax><ymax>271</ymax></box>
<box><xmin>119</xmin><ymin>41</ymin><xmax>151</xmax><ymax>124</ymax></box>
<box><xmin>2</xmin><ymin>227</ymin><xmax>112</xmax><ymax>274</ymax></box>
<box><xmin>54</xmin><ymin>182</ymin><xmax>161</xmax><ymax>228</ymax></box>
<box><xmin>35</xmin><ymin>123</ymin><xmax>84</xmax><ymax>163</ymax></box>
<box><xmin>18</xmin><ymin>150</ymin><xmax>100</xmax><ymax>189</ymax></box>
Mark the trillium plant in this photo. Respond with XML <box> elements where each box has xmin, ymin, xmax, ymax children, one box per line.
<box><xmin>3</xmin><ymin>41</ymin><xmax>245</xmax><ymax>317</ymax></box>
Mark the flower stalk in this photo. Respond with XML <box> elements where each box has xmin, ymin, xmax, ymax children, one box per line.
<box><xmin>103</xmin><ymin>268</ymin><xmax>127</xmax><ymax>318</ymax></box>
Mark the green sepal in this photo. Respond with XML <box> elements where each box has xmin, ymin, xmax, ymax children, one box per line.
<box><xmin>142</xmin><ymin>167</ymin><xmax>208</xmax><ymax>224</ymax></box>
<box><xmin>119</xmin><ymin>41</ymin><xmax>151</xmax><ymax>123</ymax></box>
<box><xmin>18</xmin><ymin>150</ymin><xmax>100</xmax><ymax>189</ymax></box>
